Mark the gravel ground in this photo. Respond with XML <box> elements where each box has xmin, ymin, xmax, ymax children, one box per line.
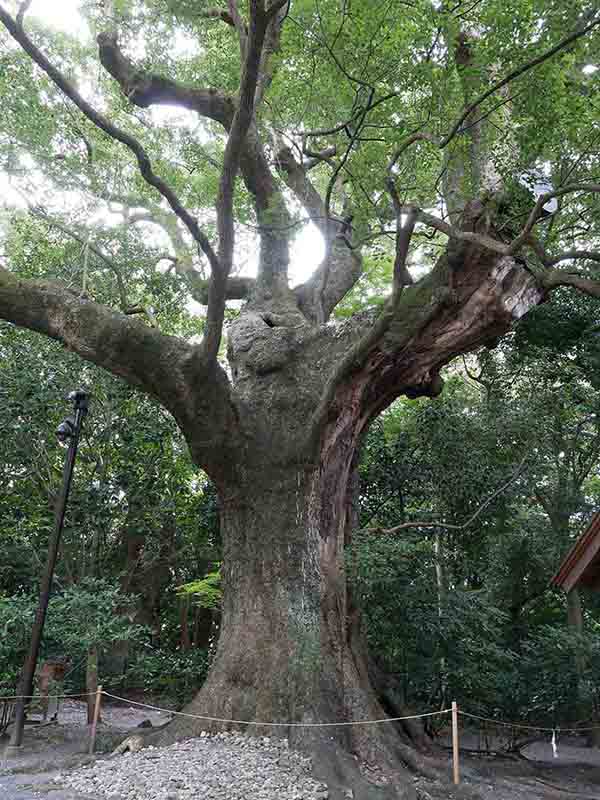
<box><xmin>56</xmin><ymin>732</ymin><xmax>331</xmax><ymax>800</ymax></box>
<box><xmin>0</xmin><ymin>772</ymin><xmax>98</xmax><ymax>800</ymax></box>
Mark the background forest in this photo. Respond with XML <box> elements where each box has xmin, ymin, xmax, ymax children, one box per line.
<box><xmin>2</xmin><ymin>283</ymin><xmax>599</xmax><ymax>734</ymax></box>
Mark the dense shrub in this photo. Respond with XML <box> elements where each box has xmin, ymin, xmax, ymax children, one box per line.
<box><xmin>120</xmin><ymin>649</ymin><xmax>211</xmax><ymax>707</ymax></box>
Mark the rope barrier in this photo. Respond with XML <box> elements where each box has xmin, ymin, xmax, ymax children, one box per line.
<box><xmin>3</xmin><ymin>690</ymin><xmax>598</xmax><ymax>735</ymax></box>
<box><xmin>459</xmin><ymin>709</ymin><xmax>600</xmax><ymax>734</ymax></box>
<box><xmin>0</xmin><ymin>692</ymin><xmax>96</xmax><ymax>701</ymax></box>
<box><xmin>101</xmin><ymin>691</ymin><xmax>451</xmax><ymax>728</ymax></box>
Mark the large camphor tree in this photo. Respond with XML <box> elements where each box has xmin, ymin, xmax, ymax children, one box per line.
<box><xmin>1</xmin><ymin>0</ymin><xmax>600</xmax><ymax>791</ymax></box>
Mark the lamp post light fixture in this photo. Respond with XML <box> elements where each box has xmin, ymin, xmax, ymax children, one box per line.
<box><xmin>9</xmin><ymin>389</ymin><xmax>90</xmax><ymax>748</ymax></box>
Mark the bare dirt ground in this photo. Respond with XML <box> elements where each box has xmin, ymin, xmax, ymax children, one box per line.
<box><xmin>455</xmin><ymin>752</ymin><xmax>600</xmax><ymax>800</ymax></box>
<box><xmin>1</xmin><ymin>701</ymin><xmax>599</xmax><ymax>800</ymax></box>
<box><xmin>432</xmin><ymin>726</ymin><xmax>600</xmax><ymax>799</ymax></box>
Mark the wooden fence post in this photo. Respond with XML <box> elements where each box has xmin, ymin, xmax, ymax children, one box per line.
<box><xmin>452</xmin><ymin>700</ymin><xmax>460</xmax><ymax>785</ymax></box>
<box><xmin>89</xmin><ymin>685</ymin><xmax>103</xmax><ymax>755</ymax></box>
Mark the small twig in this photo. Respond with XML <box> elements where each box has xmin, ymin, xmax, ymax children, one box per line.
<box><xmin>367</xmin><ymin>453</ymin><xmax>529</xmax><ymax>536</ymax></box>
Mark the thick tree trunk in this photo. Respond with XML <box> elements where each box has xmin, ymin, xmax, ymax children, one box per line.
<box><xmin>154</xmin><ymin>453</ymin><xmax>436</xmax><ymax>795</ymax></box>
<box><xmin>150</xmin><ymin>246</ymin><xmax>543</xmax><ymax>792</ymax></box>
<box><xmin>161</xmin><ymin>472</ymin><xmax>361</xmax><ymax>735</ymax></box>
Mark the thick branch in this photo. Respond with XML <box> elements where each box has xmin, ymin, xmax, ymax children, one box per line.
<box><xmin>206</xmin><ymin>0</ymin><xmax>270</xmax><ymax>360</ymax></box>
<box><xmin>227</xmin><ymin>0</ymin><xmax>248</xmax><ymax>53</ymax></box>
<box><xmin>97</xmin><ymin>24</ymin><xmax>289</xmax><ymax>274</ymax></box>
<box><xmin>393</xmin><ymin>207</ymin><xmax>417</xmax><ymax>295</ymax></box>
<box><xmin>385</xmin><ymin>172</ymin><xmax>417</xmax><ymax>292</ymax></box>
<box><xmin>307</xmin><ymin>281</ymin><xmax>446</xmax><ymax>451</ymax></box>
<box><xmin>266</xmin><ymin>0</ymin><xmax>289</xmax><ymax>19</ymax></box>
<box><xmin>276</xmin><ymin>145</ymin><xmax>363</xmax><ymax>320</ymax></box>
<box><xmin>255</xmin><ymin>0</ymin><xmax>288</xmax><ymax>108</ymax></box>
<box><xmin>0</xmin><ymin>267</ymin><xmax>239</xmax><ymax>470</ymax></box>
<box><xmin>193</xmin><ymin>275</ymin><xmax>255</xmax><ymax>304</ymax></box>
<box><xmin>388</xmin><ymin>204</ymin><xmax>509</xmax><ymax>256</ymax></box>
<box><xmin>412</xmin><ymin>205</ymin><xmax>600</xmax><ymax>303</ymax></box>
<box><xmin>217</xmin><ymin>2</ymin><xmax>270</xmax><ymax>265</ymax></box>
<box><xmin>199</xmin><ymin>8</ymin><xmax>237</xmax><ymax>28</ymax></box>
<box><xmin>16</xmin><ymin>0</ymin><xmax>32</xmax><ymax>26</ymax></box>
<box><xmin>542</xmin><ymin>270</ymin><xmax>600</xmax><ymax>298</ymax></box>
<box><xmin>304</xmin><ymin>145</ymin><xmax>337</xmax><ymax>170</ymax></box>
<box><xmin>97</xmin><ymin>33</ymin><xmax>235</xmax><ymax>127</ymax></box>
<box><xmin>307</xmin><ymin>233</ymin><xmax>547</xmax><ymax>459</ymax></box>
<box><xmin>275</xmin><ymin>146</ymin><xmax>328</xmax><ymax>237</ymax></box>
<box><xmin>294</xmin><ymin>238</ymin><xmax>363</xmax><ymax>322</ymax></box>
<box><xmin>0</xmin><ymin>268</ymin><xmax>183</xmax><ymax>403</ymax></box>
<box><xmin>545</xmin><ymin>250</ymin><xmax>600</xmax><ymax>268</ymax></box>
<box><xmin>0</xmin><ymin>8</ymin><xmax>219</xmax><ymax>274</ymax></box>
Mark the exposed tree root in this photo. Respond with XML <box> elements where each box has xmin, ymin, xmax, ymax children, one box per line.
<box><xmin>111</xmin><ymin>733</ymin><xmax>146</xmax><ymax>755</ymax></box>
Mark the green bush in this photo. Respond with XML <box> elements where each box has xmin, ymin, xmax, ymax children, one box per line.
<box><xmin>0</xmin><ymin>582</ymin><xmax>144</xmax><ymax>696</ymax></box>
<box><xmin>120</xmin><ymin>649</ymin><xmax>211</xmax><ymax>707</ymax></box>
<box><xmin>47</xmin><ymin>578</ymin><xmax>144</xmax><ymax>658</ymax></box>
<box><xmin>0</xmin><ymin>595</ymin><xmax>35</xmax><ymax>695</ymax></box>
<box><xmin>517</xmin><ymin>624</ymin><xmax>600</xmax><ymax>724</ymax></box>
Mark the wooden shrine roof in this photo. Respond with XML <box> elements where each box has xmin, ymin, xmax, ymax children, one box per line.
<box><xmin>552</xmin><ymin>512</ymin><xmax>600</xmax><ymax>593</ymax></box>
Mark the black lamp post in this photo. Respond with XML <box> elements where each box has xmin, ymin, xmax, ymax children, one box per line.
<box><xmin>9</xmin><ymin>390</ymin><xmax>90</xmax><ymax>748</ymax></box>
